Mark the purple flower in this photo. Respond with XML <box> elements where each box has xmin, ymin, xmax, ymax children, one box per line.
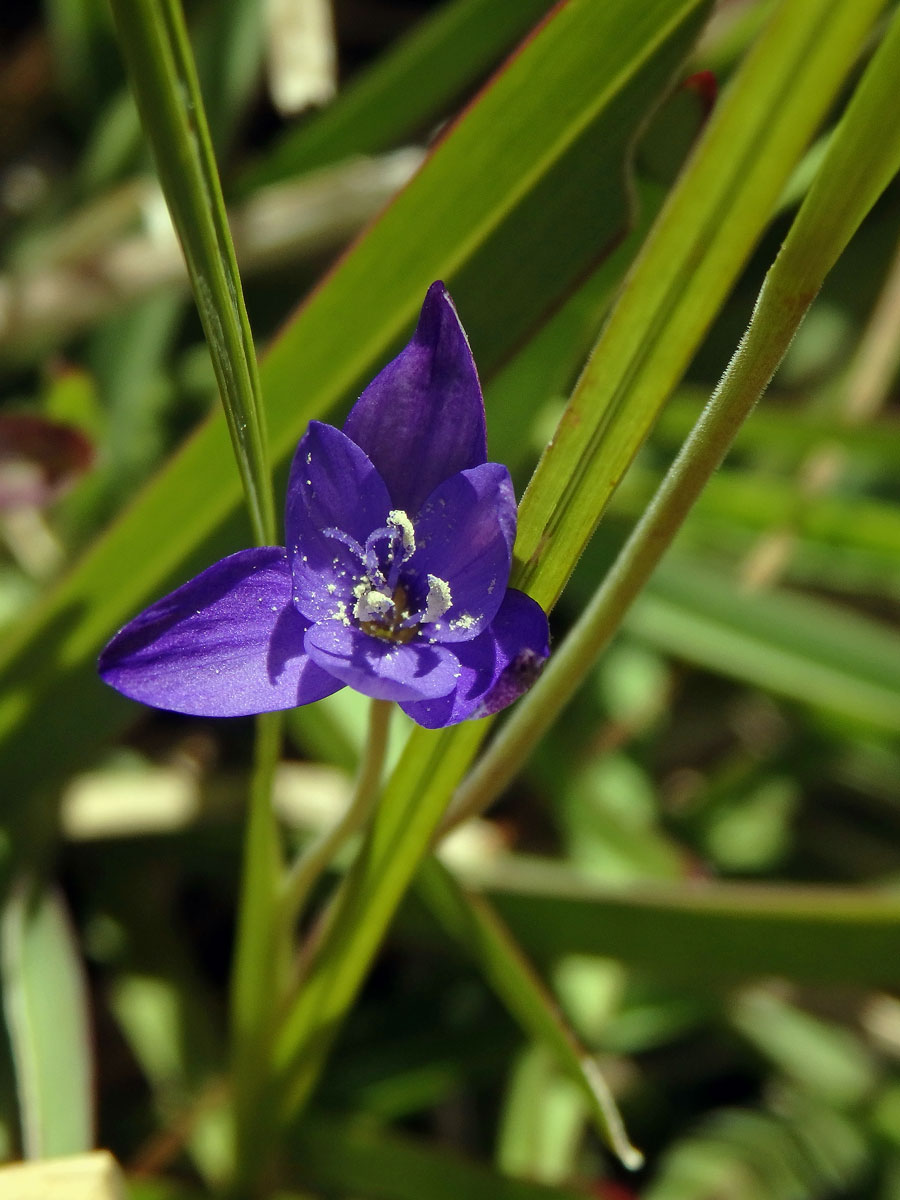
<box><xmin>99</xmin><ymin>283</ymin><xmax>549</xmax><ymax>728</ymax></box>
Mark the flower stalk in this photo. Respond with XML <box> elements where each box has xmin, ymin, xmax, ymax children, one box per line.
<box><xmin>229</xmin><ymin>710</ymin><xmax>284</xmax><ymax>1191</ymax></box>
<box><xmin>280</xmin><ymin>699</ymin><xmax>393</xmax><ymax>954</ymax></box>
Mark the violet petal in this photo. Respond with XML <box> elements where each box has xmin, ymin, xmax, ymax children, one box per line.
<box><xmin>304</xmin><ymin>621</ymin><xmax>460</xmax><ymax>703</ymax></box>
<box><xmin>99</xmin><ymin>548</ymin><xmax>342</xmax><ymax>716</ymax></box>
<box><xmin>342</xmin><ymin>282</ymin><xmax>487</xmax><ymax>513</ymax></box>
<box><xmin>406</xmin><ymin>463</ymin><xmax>516</xmax><ymax>642</ymax></box>
<box><xmin>285</xmin><ymin>421</ymin><xmax>391</xmax><ymax>621</ymax></box>
<box><xmin>400</xmin><ymin>588</ymin><xmax>549</xmax><ymax>728</ymax></box>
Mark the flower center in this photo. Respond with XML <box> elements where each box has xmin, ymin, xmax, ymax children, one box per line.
<box><xmin>358</xmin><ymin>582</ymin><xmax>418</xmax><ymax>643</ymax></box>
<box><xmin>323</xmin><ymin>510</ymin><xmax>452</xmax><ymax>644</ymax></box>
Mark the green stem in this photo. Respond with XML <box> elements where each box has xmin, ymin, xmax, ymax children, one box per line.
<box><xmin>229</xmin><ymin>710</ymin><xmax>283</xmax><ymax>1193</ymax></box>
<box><xmin>272</xmin><ymin>723</ymin><xmax>483</xmax><ymax>1120</ymax></box>
<box><xmin>279</xmin><ymin>699</ymin><xmax>393</xmax><ymax>952</ymax></box>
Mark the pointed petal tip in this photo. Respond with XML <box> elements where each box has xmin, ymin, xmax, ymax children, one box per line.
<box><xmin>415</xmin><ymin>280</ymin><xmax>463</xmax><ymax>345</ymax></box>
<box><xmin>343</xmin><ymin>282</ymin><xmax>487</xmax><ymax>511</ymax></box>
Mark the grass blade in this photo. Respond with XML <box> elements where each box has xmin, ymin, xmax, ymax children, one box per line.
<box><xmin>109</xmin><ymin>0</ymin><xmax>274</xmax><ymax>545</ymax></box>
<box><xmin>417</xmin><ymin>857</ymin><xmax>642</xmax><ymax>1169</ymax></box>
<box><xmin>482</xmin><ymin>868</ymin><xmax>900</xmax><ymax>986</ymax></box>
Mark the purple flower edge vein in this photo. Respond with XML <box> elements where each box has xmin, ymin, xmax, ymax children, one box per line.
<box><xmin>98</xmin><ymin>283</ymin><xmax>550</xmax><ymax>728</ymax></box>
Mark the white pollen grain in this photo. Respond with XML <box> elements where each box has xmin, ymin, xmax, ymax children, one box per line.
<box><xmin>449</xmin><ymin>613</ymin><xmax>478</xmax><ymax>632</ymax></box>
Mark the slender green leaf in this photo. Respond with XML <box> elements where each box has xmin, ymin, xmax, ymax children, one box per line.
<box><xmin>629</xmin><ymin>557</ymin><xmax>900</xmax><ymax>730</ymax></box>
<box><xmin>192</xmin><ymin>0</ymin><xmax>265</xmax><ymax>158</ymax></box>
<box><xmin>416</xmin><ymin>857</ymin><xmax>641</xmax><ymax>1168</ymax></box>
<box><xmin>229</xmin><ymin>710</ymin><xmax>284</xmax><ymax>1188</ymax></box>
<box><xmin>1</xmin><ymin>880</ymin><xmax>94</xmax><ymax>1157</ymax></box>
<box><xmin>109</xmin><ymin>0</ymin><xmax>275</xmax><ymax>545</ymax></box>
<box><xmin>446</xmin><ymin>0</ymin><xmax>900</xmax><ymax>825</ymax></box>
<box><xmin>480</xmin><ymin>864</ymin><xmax>900</xmax><ymax>985</ymax></box>
<box><xmin>45</xmin><ymin>0</ymin><xmax>115</xmax><ymax>124</ymax></box>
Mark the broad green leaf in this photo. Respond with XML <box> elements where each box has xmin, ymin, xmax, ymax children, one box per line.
<box><xmin>237</xmin><ymin>0</ymin><xmax>556</xmax><ymax>191</ymax></box>
<box><xmin>1</xmin><ymin>880</ymin><xmax>94</xmax><ymax>1157</ymax></box>
<box><xmin>109</xmin><ymin>0</ymin><xmax>275</xmax><ymax>545</ymax></box>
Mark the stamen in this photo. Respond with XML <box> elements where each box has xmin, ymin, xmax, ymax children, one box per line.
<box><xmin>387</xmin><ymin>510</ymin><xmax>416</xmax><ymax>558</ymax></box>
<box><xmin>353</xmin><ymin>588</ymin><xmax>394</xmax><ymax>623</ymax></box>
<box><xmin>421</xmin><ymin>574</ymin><xmax>453</xmax><ymax>623</ymax></box>
<box><xmin>322</xmin><ymin>526</ymin><xmax>365</xmax><ymax>561</ymax></box>
<box><xmin>363</xmin><ymin>525</ymin><xmax>395</xmax><ymax>578</ymax></box>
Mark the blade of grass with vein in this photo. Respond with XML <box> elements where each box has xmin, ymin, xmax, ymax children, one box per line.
<box><xmin>108</xmin><ymin>0</ymin><xmax>274</xmax><ymax>546</ymax></box>
<box><xmin>417</xmin><ymin>857</ymin><xmax>642</xmax><ymax>1168</ymax></box>
<box><xmin>270</xmin><ymin>0</ymin><xmax>889</xmax><ymax>1116</ymax></box>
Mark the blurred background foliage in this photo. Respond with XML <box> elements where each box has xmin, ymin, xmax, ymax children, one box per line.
<box><xmin>1</xmin><ymin>0</ymin><xmax>900</xmax><ymax>1197</ymax></box>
